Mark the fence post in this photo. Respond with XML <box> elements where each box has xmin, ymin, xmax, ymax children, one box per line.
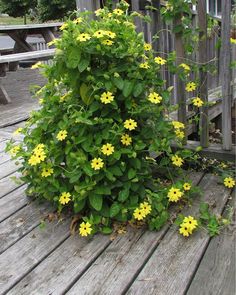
<box><xmin>173</xmin><ymin>18</ymin><xmax>187</xmax><ymax>143</ymax></box>
<box><xmin>76</xmin><ymin>0</ymin><xmax>100</xmax><ymax>12</ymax></box>
<box><xmin>220</xmin><ymin>0</ymin><xmax>232</xmax><ymax>150</ymax></box>
<box><xmin>198</xmin><ymin>0</ymin><xmax>209</xmax><ymax>148</ymax></box>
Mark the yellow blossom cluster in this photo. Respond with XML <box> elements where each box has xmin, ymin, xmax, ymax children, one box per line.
<box><xmin>179</xmin><ymin>216</ymin><xmax>198</xmax><ymax>237</ymax></box>
<box><xmin>133</xmin><ymin>202</ymin><xmax>152</xmax><ymax>220</ymax></box>
<box><xmin>79</xmin><ymin>221</ymin><xmax>92</xmax><ymax>236</ymax></box>
<box><xmin>172</xmin><ymin>120</ymin><xmax>185</xmax><ymax>140</ymax></box>
<box><xmin>28</xmin><ymin>144</ymin><xmax>46</xmax><ymax>166</ymax></box>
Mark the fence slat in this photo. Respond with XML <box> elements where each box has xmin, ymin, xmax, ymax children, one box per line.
<box><xmin>198</xmin><ymin>0</ymin><xmax>209</xmax><ymax>148</ymax></box>
<box><xmin>220</xmin><ymin>0</ymin><xmax>232</xmax><ymax>150</ymax></box>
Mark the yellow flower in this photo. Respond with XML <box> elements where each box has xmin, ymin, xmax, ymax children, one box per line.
<box><xmin>139</xmin><ymin>62</ymin><xmax>150</xmax><ymax>69</ymax></box>
<box><xmin>179</xmin><ymin>63</ymin><xmax>190</xmax><ymax>71</ymax></box>
<box><xmin>172</xmin><ymin>121</ymin><xmax>185</xmax><ymax>129</ymax></box>
<box><xmin>41</xmin><ymin>167</ymin><xmax>54</xmax><ymax>177</ymax></box>
<box><xmin>59</xmin><ymin>192</ymin><xmax>71</xmax><ymax>205</ymax></box>
<box><xmin>183</xmin><ymin>182</ymin><xmax>191</xmax><ymax>191</ymax></box>
<box><xmin>102</xmin><ymin>39</ymin><xmax>114</xmax><ymax>46</ymax></box>
<box><xmin>182</xmin><ymin>216</ymin><xmax>198</xmax><ymax>231</ymax></box>
<box><xmin>179</xmin><ymin>223</ymin><xmax>192</xmax><ymax>237</ymax></box>
<box><xmin>77</xmin><ymin>33</ymin><xmax>91</xmax><ymax>42</ymax></box>
<box><xmin>148</xmin><ymin>92</ymin><xmax>162</xmax><ymax>104</ymax></box>
<box><xmin>167</xmin><ymin>187</ymin><xmax>183</xmax><ymax>202</ymax></box>
<box><xmin>60</xmin><ymin>92</ymin><xmax>70</xmax><ymax>103</ymax></box>
<box><xmin>140</xmin><ymin>202</ymin><xmax>151</xmax><ymax>215</ymax></box>
<box><xmin>121</xmin><ymin>134</ymin><xmax>132</xmax><ymax>146</ymax></box>
<box><xmin>56</xmin><ymin>130</ymin><xmax>68</xmax><ymax>141</ymax></box>
<box><xmin>60</xmin><ymin>23</ymin><xmax>68</xmax><ymax>31</ymax></box>
<box><xmin>13</xmin><ymin>127</ymin><xmax>23</xmax><ymax>135</ymax></box>
<box><xmin>192</xmin><ymin>97</ymin><xmax>204</xmax><ymax>107</ymax></box>
<box><xmin>28</xmin><ymin>155</ymin><xmax>41</xmax><ymax>166</ymax></box>
<box><xmin>101</xmin><ymin>143</ymin><xmax>115</xmax><ymax>156</ymax></box>
<box><xmin>100</xmin><ymin>91</ymin><xmax>114</xmax><ymax>104</ymax></box>
<box><xmin>33</xmin><ymin>144</ymin><xmax>45</xmax><ymax>153</ymax></box>
<box><xmin>223</xmin><ymin>177</ymin><xmax>235</xmax><ymax>188</ymax></box>
<box><xmin>144</xmin><ymin>43</ymin><xmax>152</xmax><ymax>51</ymax></box>
<box><xmin>230</xmin><ymin>38</ymin><xmax>236</xmax><ymax>44</ymax></box>
<box><xmin>39</xmin><ymin>98</ymin><xmax>44</xmax><ymax>105</ymax></box>
<box><xmin>175</xmin><ymin>129</ymin><xmax>185</xmax><ymax>139</ymax></box>
<box><xmin>171</xmin><ymin>155</ymin><xmax>184</xmax><ymax>167</ymax></box>
<box><xmin>9</xmin><ymin>145</ymin><xmax>20</xmax><ymax>156</ymax></box>
<box><xmin>79</xmin><ymin>222</ymin><xmax>92</xmax><ymax>237</ymax></box>
<box><xmin>154</xmin><ymin>56</ymin><xmax>167</xmax><ymax>65</ymax></box>
<box><xmin>104</xmin><ymin>31</ymin><xmax>116</xmax><ymax>39</ymax></box>
<box><xmin>73</xmin><ymin>17</ymin><xmax>83</xmax><ymax>24</ymax></box>
<box><xmin>34</xmin><ymin>150</ymin><xmax>46</xmax><ymax>162</ymax></box>
<box><xmin>31</xmin><ymin>62</ymin><xmax>42</xmax><ymax>69</ymax></box>
<box><xmin>133</xmin><ymin>208</ymin><xmax>146</xmax><ymax>220</ymax></box>
<box><xmin>95</xmin><ymin>8</ymin><xmax>104</xmax><ymax>16</ymax></box>
<box><xmin>93</xmin><ymin>30</ymin><xmax>105</xmax><ymax>38</ymax></box>
<box><xmin>185</xmin><ymin>82</ymin><xmax>196</xmax><ymax>92</ymax></box>
<box><xmin>124</xmin><ymin>119</ymin><xmax>137</xmax><ymax>131</ymax></box>
<box><xmin>113</xmin><ymin>8</ymin><xmax>124</xmax><ymax>15</ymax></box>
<box><xmin>47</xmin><ymin>39</ymin><xmax>56</xmax><ymax>47</ymax></box>
<box><xmin>91</xmin><ymin>158</ymin><xmax>104</xmax><ymax>170</ymax></box>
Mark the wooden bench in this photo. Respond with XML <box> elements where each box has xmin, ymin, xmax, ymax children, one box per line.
<box><xmin>0</xmin><ymin>49</ymin><xmax>55</xmax><ymax>104</ymax></box>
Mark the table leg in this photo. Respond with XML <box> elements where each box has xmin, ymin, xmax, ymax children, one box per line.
<box><xmin>0</xmin><ymin>84</ymin><xmax>11</xmax><ymax>104</ymax></box>
<box><xmin>41</xmin><ymin>28</ymin><xmax>55</xmax><ymax>44</ymax></box>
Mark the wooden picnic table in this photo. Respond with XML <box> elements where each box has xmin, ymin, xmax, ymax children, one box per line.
<box><xmin>0</xmin><ymin>23</ymin><xmax>62</xmax><ymax>53</ymax></box>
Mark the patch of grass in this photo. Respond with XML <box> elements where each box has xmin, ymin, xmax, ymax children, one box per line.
<box><xmin>0</xmin><ymin>16</ymin><xmax>35</xmax><ymax>25</ymax></box>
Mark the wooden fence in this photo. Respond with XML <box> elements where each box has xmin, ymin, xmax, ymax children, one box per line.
<box><xmin>76</xmin><ymin>0</ymin><xmax>235</xmax><ymax>158</ymax></box>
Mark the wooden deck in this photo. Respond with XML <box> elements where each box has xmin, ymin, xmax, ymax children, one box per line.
<box><xmin>0</xmin><ymin>69</ymin><xmax>235</xmax><ymax>295</ymax></box>
<box><xmin>0</xmin><ymin>125</ymin><xmax>235</xmax><ymax>295</ymax></box>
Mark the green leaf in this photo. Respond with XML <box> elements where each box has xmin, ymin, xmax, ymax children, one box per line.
<box><xmin>89</xmin><ymin>194</ymin><xmax>103</xmax><ymax>211</ymax></box>
<box><xmin>78</xmin><ymin>58</ymin><xmax>90</xmax><ymax>72</ymax></box>
<box><xmin>123</xmin><ymin>80</ymin><xmax>134</xmax><ymax>97</ymax></box>
<box><xmin>110</xmin><ymin>203</ymin><xmax>121</xmax><ymax>217</ymax></box>
<box><xmin>113</xmin><ymin>77</ymin><xmax>124</xmax><ymax>90</ymax></box>
<box><xmin>74</xmin><ymin>199</ymin><xmax>86</xmax><ymax>213</ymax></box>
<box><xmin>118</xmin><ymin>187</ymin><xmax>129</xmax><ymax>202</ymax></box>
<box><xmin>101</xmin><ymin>227</ymin><xmax>113</xmax><ymax>234</ymax></box>
<box><xmin>80</xmin><ymin>83</ymin><xmax>93</xmax><ymax>105</ymax></box>
<box><xmin>83</xmin><ymin>164</ymin><xmax>93</xmax><ymax>177</ymax></box>
<box><xmin>66</xmin><ymin>47</ymin><xmax>81</xmax><ymax>69</ymax></box>
<box><xmin>109</xmin><ymin>166</ymin><xmax>123</xmax><ymax>176</ymax></box>
<box><xmin>133</xmin><ymin>83</ymin><xmax>144</xmax><ymax>97</ymax></box>
<box><xmin>94</xmin><ymin>186</ymin><xmax>111</xmax><ymax>195</ymax></box>
<box><xmin>128</xmin><ymin>168</ymin><xmax>136</xmax><ymax>180</ymax></box>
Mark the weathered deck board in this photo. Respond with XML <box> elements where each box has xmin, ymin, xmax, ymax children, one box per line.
<box><xmin>8</xmin><ymin>234</ymin><xmax>111</xmax><ymax>295</ymax></box>
<box><xmin>0</xmin><ymin>200</ymin><xmax>54</xmax><ymax>254</ymax></box>
<box><xmin>126</xmin><ymin>174</ymin><xmax>231</xmax><ymax>295</ymax></box>
<box><xmin>0</xmin><ymin>185</ymin><xmax>28</xmax><ymax>222</ymax></box>
<box><xmin>0</xmin><ymin>171</ymin><xmax>22</xmax><ymax>198</ymax></box>
<box><xmin>187</xmin><ymin>193</ymin><xmax>235</xmax><ymax>295</ymax></box>
<box><xmin>0</xmin><ymin>219</ymin><xmax>71</xmax><ymax>294</ymax></box>
<box><xmin>0</xmin><ymin>151</ymin><xmax>11</xmax><ymax>164</ymax></box>
<box><xmin>0</xmin><ymin>159</ymin><xmax>19</xmax><ymax>179</ymax></box>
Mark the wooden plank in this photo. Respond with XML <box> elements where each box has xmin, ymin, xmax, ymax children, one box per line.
<box><xmin>0</xmin><ymin>48</ymin><xmax>55</xmax><ymax>64</ymax></box>
<box><xmin>0</xmin><ymin>84</ymin><xmax>11</xmax><ymax>104</ymax></box>
<box><xmin>126</xmin><ymin>174</ymin><xmax>231</xmax><ymax>295</ymax></box>
<box><xmin>0</xmin><ymin>219</ymin><xmax>70</xmax><ymax>294</ymax></box>
<box><xmin>0</xmin><ymin>152</ymin><xmax>11</xmax><ymax>165</ymax></box>
<box><xmin>198</xmin><ymin>0</ymin><xmax>209</xmax><ymax>148</ymax></box>
<box><xmin>0</xmin><ymin>160</ymin><xmax>19</xmax><ymax>179</ymax></box>
<box><xmin>0</xmin><ymin>23</ymin><xmax>63</xmax><ymax>32</ymax></box>
<box><xmin>187</xmin><ymin>192</ymin><xmax>235</xmax><ymax>295</ymax></box>
<box><xmin>0</xmin><ymin>200</ymin><xmax>54</xmax><ymax>254</ymax></box>
<box><xmin>41</xmin><ymin>28</ymin><xmax>55</xmax><ymax>43</ymax></box>
<box><xmin>220</xmin><ymin>0</ymin><xmax>232</xmax><ymax>150</ymax></box>
<box><xmin>66</xmin><ymin>173</ymin><xmax>204</xmax><ymax>295</ymax></box>
<box><xmin>0</xmin><ymin>185</ymin><xmax>28</xmax><ymax>222</ymax></box>
<box><xmin>0</xmin><ymin>171</ymin><xmax>22</xmax><ymax>198</ymax></box>
<box><xmin>8</xmin><ymin>234</ymin><xmax>110</xmax><ymax>295</ymax></box>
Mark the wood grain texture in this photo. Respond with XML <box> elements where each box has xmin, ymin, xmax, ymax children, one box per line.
<box><xmin>186</xmin><ymin>192</ymin><xmax>235</xmax><ymax>295</ymax></box>
<box><xmin>0</xmin><ymin>171</ymin><xmax>22</xmax><ymax>198</ymax></box>
<box><xmin>0</xmin><ymin>200</ymin><xmax>53</xmax><ymax>254</ymax></box>
<box><xmin>8</xmin><ymin>234</ymin><xmax>110</xmax><ymax>295</ymax></box>
<box><xmin>0</xmin><ymin>160</ymin><xmax>19</xmax><ymax>180</ymax></box>
<box><xmin>0</xmin><ymin>219</ymin><xmax>70</xmax><ymax>294</ymax></box>
<box><xmin>0</xmin><ymin>185</ymin><xmax>27</xmax><ymax>222</ymax></box>
<box><xmin>126</xmin><ymin>174</ymin><xmax>231</xmax><ymax>295</ymax></box>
